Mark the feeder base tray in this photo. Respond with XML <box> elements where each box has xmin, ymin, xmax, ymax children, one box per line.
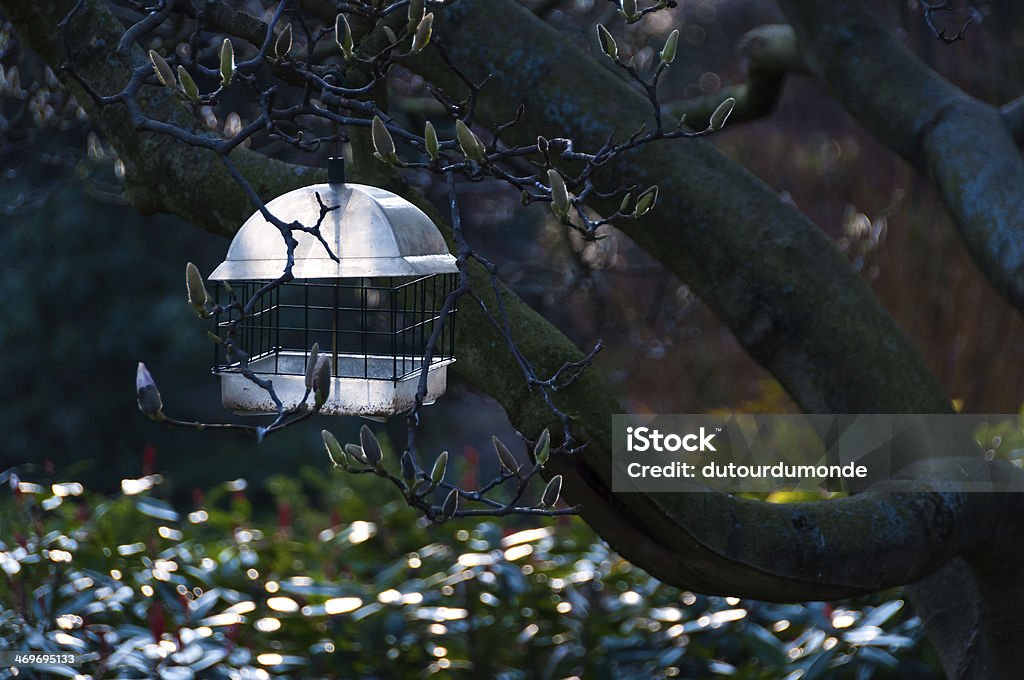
<box><xmin>218</xmin><ymin>352</ymin><xmax>453</xmax><ymax>418</ymax></box>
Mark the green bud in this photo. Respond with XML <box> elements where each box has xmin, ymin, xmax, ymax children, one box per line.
<box><xmin>149</xmin><ymin>50</ymin><xmax>175</xmax><ymax>89</ymax></box>
<box><xmin>401</xmin><ymin>451</ymin><xmax>417</xmax><ymax>480</ymax></box>
<box><xmin>455</xmin><ymin>120</ymin><xmax>486</xmax><ymax>162</ymax></box>
<box><xmin>424</xmin><ymin>121</ymin><xmax>439</xmax><ymax>161</ymax></box>
<box><xmin>661</xmin><ymin>29</ymin><xmax>679</xmax><ymax>65</ymax></box>
<box><xmin>313</xmin><ymin>355</ymin><xmax>332</xmax><ymax>407</ymax></box>
<box><xmin>492</xmin><ymin>435</ymin><xmax>520</xmax><ymax>476</ymax></box>
<box><xmin>219</xmin><ymin>38</ymin><xmax>235</xmax><ymax>87</ymax></box>
<box><xmin>411</xmin><ymin>13</ymin><xmax>433</xmax><ymax>54</ymax></box>
<box><xmin>709</xmin><ymin>97</ymin><xmax>736</xmax><ymax>131</ymax></box>
<box><xmin>547</xmin><ymin>169</ymin><xmax>570</xmax><ymax>220</ymax></box>
<box><xmin>537</xmin><ymin>136</ymin><xmax>549</xmax><ymax>153</ymax></box>
<box><xmin>633</xmin><ymin>185</ymin><xmax>658</xmax><ymax>217</ymax></box>
<box><xmin>408</xmin><ymin>0</ymin><xmax>425</xmax><ymax>30</ymax></box>
<box><xmin>275</xmin><ymin>23</ymin><xmax>292</xmax><ymax>59</ymax></box>
<box><xmin>596</xmin><ymin>24</ymin><xmax>618</xmax><ymax>62</ymax></box>
<box><xmin>323</xmin><ymin>430</ymin><xmax>347</xmax><ymax>468</ymax></box>
<box><xmin>185</xmin><ymin>262</ymin><xmax>208</xmax><ymax>315</ymax></box>
<box><xmin>360</xmin><ymin>424</ymin><xmax>383</xmax><ymax>467</ymax></box>
<box><xmin>441</xmin><ymin>488</ymin><xmax>458</xmax><ymax>520</ymax></box>
<box><xmin>345</xmin><ymin>443</ymin><xmax>368</xmax><ymax>465</ymax></box>
<box><xmin>304</xmin><ymin>342</ymin><xmax>320</xmax><ymax>390</ymax></box>
<box><xmin>618</xmin><ymin>192</ymin><xmax>632</xmax><ymax>214</ymax></box>
<box><xmin>372</xmin><ymin>116</ymin><xmax>398</xmax><ymax>164</ymax></box>
<box><xmin>620</xmin><ymin>0</ymin><xmax>638</xmax><ymax>21</ymax></box>
<box><xmin>136</xmin><ymin>362</ymin><xmax>164</xmax><ymax>420</ymax></box>
<box><xmin>535</xmin><ymin>428</ymin><xmax>551</xmax><ymax>466</ymax></box>
<box><xmin>335</xmin><ymin>14</ymin><xmax>354</xmax><ymax>59</ymax></box>
<box><xmin>177</xmin><ymin>65</ymin><xmax>199</xmax><ymax>102</ymax></box>
<box><xmin>431</xmin><ymin>451</ymin><xmax>448</xmax><ymax>484</ymax></box>
<box><xmin>541</xmin><ymin>475</ymin><xmax>563</xmax><ymax>508</ymax></box>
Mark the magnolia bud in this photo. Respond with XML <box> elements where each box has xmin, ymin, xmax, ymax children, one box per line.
<box><xmin>492</xmin><ymin>435</ymin><xmax>520</xmax><ymax>476</ymax></box>
<box><xmin>620</xmin><ymin>0</ymin><xmax>638</xmax><ymax>21</ymax></box>
<box><xmin>596</xmin><ymin>24</ymin><xmax>618</xmax><ymax>62</ymax></box>
<box><xmin>618</xmin><ymin>192</ymin><xmax>632</xmax><ymax>214</ymax></box>
<box><xmin>534</xmin><ymin>428</ymin><xmax>551</xmax><ymax>466</ymax></box>
<box><xmin>313</xmin><ymin>355</ymin><xmax>331</xmax><ymax>407</ymax></box>
<box><xmin>401</xmin><ymin>451</ymin><xmax>417</xmax><ymax>480</ymax></box>
<box><xmin>547</xmin><ymin>169</ymin><xmax>570</xmax><ymax>220</ymax></box>
<box><xmin>633</xmin><ymin>186</ymin><xmax>659</xmax><ymax>217</ymax></box>
<box><xmin>455</xmin><ymin>120</ymin><xmax>486</xmax><ymax>162</ymax></box>
<box><xmin>424</xmin><ymin>121</ymin><xmax>439</xmax><ymax>161</ymax></box>
<box><xmin>177</xmin><ymin>65</ymin><xmax>199</xmax><ymax>102</ymax></box>
<box><xmin>345</xmin><ymin>443</ymin><xmax>368</xmax><ymax>465</ymax></box>
<box><xmin>275</xmin><ymin>23</ymin><xmax>293</xmax><ymax>58</ymax></box>
<box><xmin>709</xmin><ymin>97</ymin><xmax>736</xmax><ymax>131</ymax></box>
<box><xmin>372</xmin><ymin>116</ymin><xmax>398</xmax><ymax>164</ymax></box>
<box><xmin>185</xmin><ymin>262</ymin><xmax>208</xmax><ymax>315</ymax></box>
<box><xmin>661</xmin><ymin>29</ymin><xmax>679</xmax><ymax>65</ymax></box>
<box><xmin>541</xmin><ymin>475</ymin><xmax>563</xmax><ymax>508</ymax></box>
<box><xmin>408</xmin><ymin>0</ymin><xmax>425</xmax><ymax>30</ymax></box>
<box><xmin>220</xmin><ymin>38</ymin><xmax>234</xmax><ymax>87</ymax></box>
<box><xmin>383</xmin><ymin>26</ymin><xmax>398</xmax><ymax>45</ymax></box>
<box><xmin>360</xmin><ymin>424</ymin><xmax>383</xmax><ymax>467</ymax></box>
<box><xmin>323</xmin><ymin>430</ymin><xmax>347</xmax><ymax>468</ymax></box>
<box><xmin>335</xmin><ymin>14</ymin><xmax>354</xmax><ymax>59</ymax></box>
<box><xmin>441</xmin><ymin>488</ymin><xmax>458</xmax><ymax>520</ymax></box>
<box><xmin>136</xmin><ymin>362</ymin><xmax>164</xmax><ymax>420</ymax></box>
<box><xmin>411</xmin><ymin>13</ymin><xmax>433</xmax><ymax>55</ymax></box>
<box><xmin>304</xmin><ymin>342</ymin><xmax>320</xmax><ymax>390</ymax></box>
<box><xmin>149</xmin><ymin>50</ymin><xmax>175</xmax><ymax>88</ymax></box>
<box><xmin>431</xmin><ymin>451</ymin><xmax>448</xmax><ymax>484</ymax></box>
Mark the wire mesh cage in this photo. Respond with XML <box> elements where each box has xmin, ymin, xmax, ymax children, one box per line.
<box><xmin>207</xmin><ymin>160</ymin><xmax>459</xmax><ymax>418</ymax></box>
<box><xmin>211</xmin><ymin>275</ymin><xmax>457</xmax><ymax>416</ymax></box>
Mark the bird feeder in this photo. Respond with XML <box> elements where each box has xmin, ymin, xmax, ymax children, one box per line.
<box><xmin>208</xmin><ymin>159</ymin><xmax>458</xmax><ymax>418</ymax></box>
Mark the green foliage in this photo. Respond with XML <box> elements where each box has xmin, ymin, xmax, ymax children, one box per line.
<box><xmin>0</xmin><ymin>466</ymin><xmax>937</xmax><ymax>679</ymax></box>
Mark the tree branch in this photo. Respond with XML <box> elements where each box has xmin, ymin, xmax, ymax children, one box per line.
<box><xmin>776</xmin><ymin>0</ymin><xmax>1024</xmax><ymax>315</ymax></box>
<box><xmin>669</xmin><ymin>24</ymin><xmax>807</xmax><ymax>128</ymax></box>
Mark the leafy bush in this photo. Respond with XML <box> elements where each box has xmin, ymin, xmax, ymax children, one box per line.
<box><xmin>0</xmin><ymin>464</ymin><xmax>937</xmax><ymax>679</ymax></box>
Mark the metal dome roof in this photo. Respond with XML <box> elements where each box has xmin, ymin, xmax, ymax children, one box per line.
<box><xmin>209</xmin><ymin>182</ymin><xmax>457</xmax><ymax>280</ymax></box>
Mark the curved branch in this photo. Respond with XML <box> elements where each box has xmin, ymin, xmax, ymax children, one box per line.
<box><xmin>669</xmin><ymin>24</ymin><xmax>807</xmax><ymax>128</ymax></box>
<box><xmin>775</xmin><ymin>0</ymin><xmax>1024</xmax><ymax>314</ymax></box>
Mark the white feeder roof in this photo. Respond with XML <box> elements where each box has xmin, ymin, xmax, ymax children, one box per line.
<box><xmin>209</xmin><ymin>183</ymin><xmax>457</xmax><ymax>280</ymax></box>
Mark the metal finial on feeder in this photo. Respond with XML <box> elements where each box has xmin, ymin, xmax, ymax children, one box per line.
<box><xmin>328</xmin><ymin>156</ymin><xmax>345</xmax><ymax>185</ymax></box>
